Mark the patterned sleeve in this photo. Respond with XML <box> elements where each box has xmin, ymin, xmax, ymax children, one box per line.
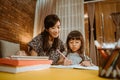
<box><xmin>59</xmin><ymin>39</ymin><xmax>66</xmax><ymax>52</ymax></box>
<box><xmin>28</xmin><ymin>34</ymin><xmax>44</xmax><ymax>55</ymax></box>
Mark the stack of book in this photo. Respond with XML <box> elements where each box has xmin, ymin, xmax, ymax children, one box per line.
<box><xmin>0</xmin><ymin>56</ymin><xmax>52</xmax><ymax>73</ymax></box>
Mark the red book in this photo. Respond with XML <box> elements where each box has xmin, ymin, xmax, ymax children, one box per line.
<box><xmin>0</xmin><ymin>57</ymin><xmax>52</xmax><ymax>67</ymax></box>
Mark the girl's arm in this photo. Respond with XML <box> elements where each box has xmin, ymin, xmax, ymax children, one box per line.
<box><xmin>56</xmin><ymin>52</ymin><xmax>72</xmax><ymax>65</ymax></box>
<box><xmin>80</xmin><ymin>60</ymin><xmax>93</xmax><ymax>66</ymax></box>
<box><xmin>63</xmin><ymin>58</ymin><xmax>72</xmax><ymax>65</ymax></box>
<box><xmin>56</xmin><ymin>55</ymin><xmax>64</xmax><ymax>65</ymax></box>
<box><xmin>80</xmin><ymin>55</ymin><xmax>94</xmax><ymax>66</ymax></box>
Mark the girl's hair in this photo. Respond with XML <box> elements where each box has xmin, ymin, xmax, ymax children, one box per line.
<box><xmin>66</xmin><ymin>30</ymin><xmax>84</xmax><ymax>57</ymax></box>
<box><xmin>41</xmin><ymin>14</ymin><xmax>60</xmax><ymax>53</ymax></box>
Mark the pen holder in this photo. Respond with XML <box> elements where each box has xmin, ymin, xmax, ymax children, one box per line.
<box><xmin>98</xmin><ymin>48</ymin><xmax>120</xmax><ymax>79</ymax></box>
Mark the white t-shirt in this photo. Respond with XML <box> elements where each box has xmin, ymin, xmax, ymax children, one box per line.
<box><xmin>67</xmin><ymin>53</ymin><xmax>82</xmax><ymax>65</ymax></box>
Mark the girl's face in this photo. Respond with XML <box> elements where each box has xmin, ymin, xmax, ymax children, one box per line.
<box><xmin>68</xmin><ymin>39</ymin><xmax>81</xmax><ymax>52</ymax></box>
<box><xmin>48</xmin><ymin>21</ymin><xmax>60</xmax><ymax>38</ymax></box>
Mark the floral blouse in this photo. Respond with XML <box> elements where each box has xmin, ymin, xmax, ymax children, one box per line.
<box><xmin>28</xmin><ymin>34</ymin><xmax>65</xmax><ymax>65</ymax></box>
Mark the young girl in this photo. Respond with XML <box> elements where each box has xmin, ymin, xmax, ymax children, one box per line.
<box><xmin>63</xmin><ymin>30</ymin><xmax>93</xmax><ymax>66</ymax></box>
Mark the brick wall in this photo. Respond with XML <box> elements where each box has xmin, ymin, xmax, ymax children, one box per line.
<box><xmin>0</xmin><ymin>0</ymin><xmax>36</xmax><ymax>53</ymax></box>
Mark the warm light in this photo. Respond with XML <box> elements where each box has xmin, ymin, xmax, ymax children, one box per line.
<box><xmin>84</xmin><ymin>13</ymin><xmax>88</xmax><ymax>19</ymax></box>
<box><xmin>19</xmin><ymin>34</ymin><xmax>32</xmax><ymax>44</ymax></box>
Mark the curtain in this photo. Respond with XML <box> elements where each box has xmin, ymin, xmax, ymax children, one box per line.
<box><xmin>111</xmin><ymin>12</ymin><xmax>120</xmax><ymax>41</ymax></box>
<box><xmin>55</xmin><ymin>0</ymin><xmax>84</xmax><ymax>43</ymax></box>
<box><xmin>87</xmin><ymin>3</ymin><xmax>97</xmax><ymax>65</ymax></box>
<box><xmin>33</xmin><ymin>0</ymin><xmax>56</xmax><ymax>37</ymax></box>
<box><xmin>33</xmin><ymin>0</ymin><xmax>84</xmax><ymax>42</ymax></box>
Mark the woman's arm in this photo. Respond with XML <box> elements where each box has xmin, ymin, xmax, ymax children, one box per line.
<box><xmin>28</xmin><ymin>46</ymin><xmax>38</xmax><ymax>56</ymax></box>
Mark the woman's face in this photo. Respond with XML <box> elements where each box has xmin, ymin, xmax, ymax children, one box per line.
<box><xmin>48</xmin><ymin>21</ymin><xmax>60</xmax><ymax>38</ymax></box>
<box><xmin>68</xmin><ymin>39</ymin><xmax>81</xmax><ymax>52</ymax></box>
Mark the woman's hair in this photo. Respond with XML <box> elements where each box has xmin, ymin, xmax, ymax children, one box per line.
<box><xmin>44</xmin><ymin>14</ymin><xmax>60</xmax><ymax>29</ymax></box>
<box><xmin>41</xmin><ymin>14</ymin><xmax>60</xmax><ymax>53</ymax></box>
<box><xmin>66</xmin><ymin>30</ymin><xmax>84</xmax><ymax>57</ymax></box>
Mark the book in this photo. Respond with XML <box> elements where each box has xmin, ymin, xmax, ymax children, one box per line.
<box><xmin>73</xmin><ymin>65</ymin><xmax>99</xmax><ymax>70</ymax></box>
<box><xmin>10</xmin><ymin>55</ymin><xmax>49</xmax><ymax>60</ymax></box>
<box><xmin>51</xmin><ymin>65</ymin><xmax>99</xmax><ymax>70</ymax></box>
<box><xmin>0</xmin><ymin>58</ymin><xmax>52</xmax><ymax>66</ymax></box>
<box><xmin>0</xmin><ymin>64</ymin><xmax>51</xmax><ymax>73</ymax></box>
<box><xmin>0</xmin><ymin>56</ymin><xmax>52</xmax><ymax>73</ymax></box>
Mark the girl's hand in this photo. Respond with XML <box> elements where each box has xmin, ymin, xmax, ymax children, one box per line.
<box><xmin>80</xmin><ymin>60</ymin><xmax>94</xmax><ymax>66</ymax></box>
<box><xmin>64</xmin><ymin>58</ymin><xmax>72</xmax><ymax>66</ymax></box>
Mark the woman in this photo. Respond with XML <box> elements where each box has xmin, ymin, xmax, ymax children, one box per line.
<box><xmin>28</xmin><ymin>14</ymin><xmax>65</xmax><ymax>65</ymax></box>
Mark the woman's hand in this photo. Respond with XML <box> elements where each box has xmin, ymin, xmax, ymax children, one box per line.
<box><xmin>80</xmin><ymin>60</ymin><xmax>94</xmax><ymax>66</ymax></box>
<box><xmin>15</xmin><ymin>50</ymin><xmax>27</xmax><ymax>56</ymax></box>
<box><xmin>30</xmin><ymin>50</ymin><xmax>38</xmax><ymax>56</ymax></box>
<box><xmin>64</xmin><ymin>58</ymin><xmax>72</xmax><ymax>66</ymax></box>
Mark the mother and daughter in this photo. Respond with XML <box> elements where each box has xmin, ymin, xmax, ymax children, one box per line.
<box><xmin>28</xmin><ymin>14</ymin><xmax>93</xmax><ymax>66</ymax></box>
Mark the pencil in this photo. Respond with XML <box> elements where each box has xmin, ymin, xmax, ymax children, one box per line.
<box><xmin>112</xmin><ymin>69</ymin><xmax>117</xmax><ymax>78</ymax></box>
<box><xmin>100</xmin><ymin>69</ymin><xmax>106</xmax><ymax>76</ymax></box>
<box><xmin>94</xmin><ymin>40</ymin><xmax>109</xmax><ymax>59</ymax></box>
<box><xmin>105</xmin><ymin>66</ymin><xmax>113</xmax><ymax>77</ymax></box>
<box><xmin>116</xmin><ymin>65</ymin><xmax>120</xmax><ymax>77</ymax></box>
<box><xmin>56</xmin><ymin>49</ymin><xmax>67</xmax><ymax>59</ymax></box>
<box><xmin>98</xmin><ymin>49</ymin><xmax>108</xmax><ymax>59</ymax></box>
<box><xmin>103</xmin><ymin>50</ymin><xmax>119</xmax><ymax>70</ymax></box>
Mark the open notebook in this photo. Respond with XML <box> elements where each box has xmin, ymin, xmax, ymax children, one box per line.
<box><xmin>51</xmin><ymin>65</ymin><xmax>99</xmax><ymax>70</ymax></box>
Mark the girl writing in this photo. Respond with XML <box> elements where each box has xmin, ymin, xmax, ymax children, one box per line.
<box><xmin>63</xmin><ymin>30</ymin><xmax>93</xmax><ymax>66</ymax></box>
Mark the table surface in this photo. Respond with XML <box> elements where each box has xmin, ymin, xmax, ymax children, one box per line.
<box><xmin>0</xmin><ymin>68</ymin><xmax>112</xmax><ymax>80</ymax></box>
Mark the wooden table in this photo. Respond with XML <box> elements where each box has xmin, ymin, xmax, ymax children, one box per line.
<box><xmin>0</xmin><ymin>68</ymin><xmax>111</xmax><ymax>80</ymax></box>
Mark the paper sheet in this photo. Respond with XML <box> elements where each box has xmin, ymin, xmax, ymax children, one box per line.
<box><xmin>51</xmin><ymin>65</ymin><xmax>99</xmax><ymax>70</ymax></box>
